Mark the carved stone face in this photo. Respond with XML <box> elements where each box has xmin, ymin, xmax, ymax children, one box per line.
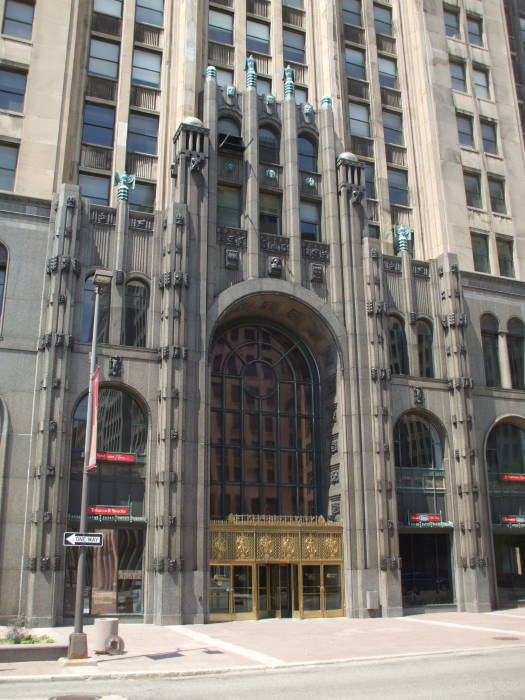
<box><xmin>268</xmin><ymin>256</ymin><xmax>282</xmax><ymax>277</ymax></box>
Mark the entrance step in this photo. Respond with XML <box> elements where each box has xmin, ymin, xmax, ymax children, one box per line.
<box><xmin>404</xmin><ymin>604</ymin><xmax>457</xmax><ymax>616</ymax></box>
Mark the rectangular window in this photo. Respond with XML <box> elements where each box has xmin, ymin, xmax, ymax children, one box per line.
<box><xmin>464</xmin><ymin>172</ymin><xmax>481</xmax><ymax>208</ymax></box>
<box><xmin>387</xmin><ymin>168</ymin><xmax>408</xmax><ymax>206</ymax></box>
<box><xmin>209</xmin><ymin>10</ymin><xmax>233</xmax><ymax>45</ymax></box>
<box><xmin>216</xmin><ymin>68</ymin><xmax>233</xmax><ymax>87</ymax></box>
<box><xmin>135</xmin><ymin>0</ymin><xmax>163</xmax><ymax>26</ymax></box>
<box><xmin>349</xmin><ymin>102</ymin><xmax>370</xmax><ymax>138</ymax></box>
<box><xmin>295</xmin><ymin>87</ymin><xmax>308</xmax><ymax>105</ymax></box>
<box><xmin>94</xmin><ymin>0</ymin><xmax>122</xmax><ymax>18</ymax></box>
<box><xmin>79</xmin><ymin>173</ymin><xmax>110</xmax><ymax>206</ymax></box>
<box><xmin>342</xmin><ymin>0</ymin><xmax>361</xmax><ymax>27</ymax></box>
<box><xmin>444</xmin><ymin>8</ymin><xmax>460</xmax><ymax>37</ymax></box>
<box><xmin>456</xmin><ymin>113</ymin><xmax>473</xmax><ymax>147</ymax></box>
<box><xmin>374</xmin><ymin>5</ymin><xmax>392</xmax><ymax>36</ymax></box>
<box><xmin>364</xmin><ymin>163</ymin><xmax>376</xmax><ymax>199</ymax></box>
<box><xmin>488</xmin><ymin>177</ymin><xmax>506</xmax><ymax>214</ymax></box>
<box><xmin>283</xmin><ymin>30</ymin><xmax>305</xmax><ymax>63</ymax></box>
<box><xmin>473</xmin><ymin>67</ymin><xmax>489</xmax><ymax>99</ymax></box>
<box><xmin>481</xmin><ymin>120</ymin><xmax>497</xmax><ymax>154</ymax></box>
<box><xmin>259</xmin><ymin>193</ymin><xmax>282</xmax><ymax>235</ymax></box>
<box><xmin>0</xmin><ymin>143</ymin><xmax>18</xmax><ymax>191</ymax></box>
<box><xmin>88</xmin><ymin>39</ymin><xmax>120</xmax><ymax>80</ymax></box>
<box><xmin>129</xmin><ymin>182</ymin><xmax>155</xmax><ymax>212</ymax></box>
<box><xmin>300</xmin><ymin>202</ymin><xmax>321</xmax><ymax>241</ymax></box>
<box><xmin>247</xmin><ymin>20</ymin><xmax>270</xmax><ymax>55</ymax></box>
<box><xmin>497</xmin><ymin>238</ymin><xmax>515</xmax><ymax>278</ymax></box>
<box><xmin>471</xmin><ymin>233</ymin><xmax>490</xmax><ymax>273</ymax></box>
<box><xmin>82</xmin><ymin>103</ymin><xmax>115</xmax><ymax>147</ymax></box>
<box><xmin>368</xmin><ymin>224</ymin><xmax>380</xmax><ymax>238</ymax></box>
<box><xmin>257</xmin><ymin>78</ymin><xmax>272</xmax><ymax>96</ymax></box>
<box><xmin>132</xmin><ymin>49</ymin><xmax>161</xmax><ymax>87</ymax></box>
<box><xmin>383</xmin><ymin>110</ymin><xmax>403</xmax><ymax>145</ymax></box>
<box><xmin>0</xmin><ymin>69</ymin><xmax>26</xmax><ymax>112</ymax></box>
<box><xmin>345</xmin><ymin>48</ymin><xmax>366</xmax><ymax>80</ymax></box>
<box><xmin>378</xmin><ymin>57</ymin><xmax>397</xmax><ymax>88</ymax></box>
<box><xmin>467</xmin><ymin>15</ymin><xmax>482</xmax><ymax>45</ymax></box>
<box><xmin>2</xmin><ymin>0</ymin><xmax>34</xmax><ymax>39</ymax></box>
<box><xmin>127</xmin><ymin>112</ymin><xmax>159</xmax><ymax>154</ymax></box>
<box><xmin>218</xmin><ymin>186</ymin><xmax>241</xmax><ymax>228</ymax></box>
<box><xmin>449</xmin><ymin>61</ymin><xmax>466</xmax><ymax>92</ymax></box>
<box><xmin>283</xmin><ymin>0</ymin><xmax>304</xmax><ymax>7</ymax></box>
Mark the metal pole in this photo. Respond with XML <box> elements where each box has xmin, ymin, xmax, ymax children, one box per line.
<box><xmin>68</xmin><ymin>285</ymin><xmax>101</xmax><ymax>657</ymax></box>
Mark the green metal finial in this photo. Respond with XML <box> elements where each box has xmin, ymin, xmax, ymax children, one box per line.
<box><xmin>113</xmin><ymin>171</ymin><xmax>136</xmax><ymax>201</ymax></box>
<box><xmin>245</xmin><ymin>55</ymin><xmax>258</xmax><ymax>89</ymax></box>
<box><xmin>282</xmin><ymin>65</ymin><xmax>295</xmax><ymax>98</ymax></box>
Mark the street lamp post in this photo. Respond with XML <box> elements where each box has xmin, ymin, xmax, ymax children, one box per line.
<box><xmin>68</xmin><ymin>269</ymin><xmax>113</xmax><ymax>660</ymax></box>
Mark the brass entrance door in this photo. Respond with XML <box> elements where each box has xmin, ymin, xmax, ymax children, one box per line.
<box><xmin>259</xmin><ymin>564</ymin><xmax>293</xmax><ymax>618</ymax></box>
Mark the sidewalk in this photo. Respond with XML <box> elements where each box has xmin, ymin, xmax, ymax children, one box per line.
<box><xmin>1</xmin><ymin>609</ymin><xmax>524</xmax><ymax>683</ymax></box>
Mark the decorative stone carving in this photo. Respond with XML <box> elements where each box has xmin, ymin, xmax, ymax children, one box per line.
<box><xmin>109</xmin><ymin>356</ymin><xmax>122</xmax><ymax>377</ymax></box>
<box><xmin>351</xmin><ymin>187</ymin><xmax>364</xmax><ymax>205</ymax></box>
<box><xmin>301</xmin><ymin>240</ymin><xmax>330</xmax><ymax>262</ymax></box>
<box><xmin>225</xmin><ymin>248</ymin><xmax>240</xmax><ymax>270</ymax></box>
<box><xmin>268</xmin><ymin>256</ymin><xmax>283</xmax><ymax>277</ymax></box>
<box><xmin>329</xmin><ymin>466</ymin><xmax>340</xmax><ymax>485</ymax></box>
<box><xmin>217</xmin><ymin>227</ymin><xmax>247</xmax><ymax>248</ymax></box>
<box><xmin>412</xmin><ymin>262</ymin><xmax>429</xmax><ymax>277</ymax></box>
<box><xmin>260</xmin><ymin>233</ymin><xmax>289</xmax><ymax>254</ymax></box>
<box><xmin>115</xmin><ymin>270</ymin><xmax>124</xmax><ymax>285</ymax></box>
<box><xmin>175</xmin><ymin>214</ymin><xmax>185</xmax><ymax>226</ymax></box>
<box><xmin>330</xmin><ymin>434</ymin><xmax>338</xmax><ymax>455</ymax></box>
<box><xmin>190</xmin><ymin>154</ymin><xmax>206</xmax><ymax>172</ymax></box>
<box><xmin>413</xmin><ymin>386</ymin><xmax>424</xmax><ymax>405</ymax></box>
<box><xmin>114</xmin><ymin>171</ymin><xmax>136</xmax><ymax>201</ymax></box>
<box><xmin>311</xmin><ymin>263</ymin><xmax>324</xmax><ymax>282</ymax></box>
<box><xmin>47</xmin><ymin>256</ymin><xmax>59</xmax><ymax>274</ymax></box>
<box><xmin>383</xmin><ymin>257</ymin><xmax>401</xmax><ymax>273</ymax></box>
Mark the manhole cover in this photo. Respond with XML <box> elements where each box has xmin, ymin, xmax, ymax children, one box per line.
<box><xmin>493</xmin><ymin>636</ymin><xmax>520</xmax><ymax>641</ymax></box>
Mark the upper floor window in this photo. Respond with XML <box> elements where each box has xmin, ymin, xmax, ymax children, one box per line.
<box><xmin>132</xmin><ymin>49</ymin><xmax>161</xmax><ymax>88</ymax></box>
<box><xmin>364</xmin><ymin>163</ymin><xmax>375</xmax><ymax>199</ymax></box>
<box><xmin>218</xmin><ymin>185</ymin><xmax>241</xmax><ymax>228</ymax></box>
<box><xmin>123</xmin><ymin>280</ymin><xmax>149</xmax><ymax>347</ymax></box>
<box><xmin>467</xmin><ymin>15</ymin><xmax>482</xmax><ymax>45</ymax></box>
<box><xmin>463</xmin><ymin>171</ymin><xmax>481</xmax><ymax>208</ymax></box>
<box><xmin>82</xmin><ymin>103</ymin><xmax>115</xmax><ymax>147</ymax></box>
<box><xmin>298</xmin><ymin>136</ymin><xmax>317</xmax><ymax>172</ymax></box>
<box><xmin>417</xmin><ymin>320</ymin><xmax>434</xmax><ymax>378</ymax></box>
<box><xmin>136</xmin><ymin>0</ymin><xmax>163</xmax><ymax>26</ymax></box>
<box><xmin>283</xmin><ymin>0</ymin><xmax>304</xmax><ymax>7</ymax></box>
<box><xmin>79</xmin><ymin>173</ymin><xmax>110</xmax><ymax>206</ymax></box>
<box><xmin>247</xmin><ymin>20</ymin><xmax>270</xmax><ymax>55</ymax></box>
<box><xmin>345</xmin><ymin>48</ymin><xmax>366</xmax><ymax>80</ymax></box>
<box><xmin>383</xmin><ymin>110</ymin><xmax>403</xmax><ymax>145</ymax></box>
<box><xmin>209</xmin><ymin>10</ymin><xmax>233</xmax><ymax>45</ymax></box>
<box><xmin>481</xmin><ymin>314</ymin><xmax>501</xmax><ymax>387</ymax></box>
<box><xmin>0</xmin><ymin>144</ymin><xmax>18</xmax><ymax>191</ymax></box>
<box><xmin>497</xmin><ymin>237</ymin><xmax>515</xmax><ymax>278</ymax></box>
<box><xmin>387</xmin><ymin>168</ymin><xmax>408</xmax><ymax>206</ymax></box>
<box><xmin>0</xmin><ymin>244</ymin><xmax>7</xmax><ymax>319</ymax></box>
<box><xmin>342</xmin><ymin>0</ymin><xmax>361</xmax><ymax>27</ymax></box>
<box><xmin>456</xmin><ymin>113</ymin><xmax>473</xmax><ymax>147</ymax></box>
<box><xmin>488</xmin><ymin>177</ymin><xmax>506</xmax><ymax>214</ymax></box>
<box><xmin>300</xmin><ymin>202</ymin><xmax>321</xmax><ymax>241</ymax></box>
<box><xmin>481</xmin><ymin>120</ymin><xmax>497</xmax><ymax>155</ymax></box>
<box><xmin>487</xmin><ymin>422</ymin><xmax>525</xmax><ymax>474</ymax></box>
<box><xmin>444</xmin><ymin>8</ymin><xmax>460</xmax><ymax>38</ymax></box>
<box><xmin>388</xmin><ymin>316</ymin><xmax>409</xmax><ymax>375</ymax></box>
<box><xmin>295</xmin><ymin>87</ymin><xmax>308</xmax><ymax>105</ymax></box>
<box><xmin>473</xmin><ymin>67</ymin><xmax>490</xmax><ymax>99</ymax></box>
<box><xmin>2</xmin><ymin>0</ymin><xmax>34</xmax><ymax>39</ymax></box>
<box><xmin>216</xmin><ymin>68</ymin><xmax>233</xmax><ymax>87</ymax></box>
<box><xmin>349</xmin><ymin>102</ymin><xmax>370</xmax><ymax>138</ymax></box>
<box><xmin>449</xmin><ymin>60</ymin><xmax>466</xmax><ymax>92</ymax></box>
<box><xmin>283</xmin><ymin>30</ymin><xmax>305</xmax><ymax>64</ymax></box>
<box><xmin>507</xmin><ymin>319</ymin><xmax>525</xmax><ymax>390</ymax></box>
<box><xmin>127</xmin><ymin>112</ymin><xmax>159</xmax><ymax>154</ymax></box>
<box><xmin>259</xmin><ymin>192</ymin><xmax>282</xmax><ymax>236</ymax></box>
<box><xmin>94</xmin><ymin>0</ymin><xmax>122</xmax><ymax>18</ymax></box>
<box><xmin>88</xmin><ymin>39</ymin><xmax>119</xmax><ymax>80</ymax></box>
<box><xmin>218</xmin><ymin>118</ymin><xmax>241</xmax><ymax>140</ymax></box>
<box><xmin>80</xmin><ymin>274</ymin><xmax>111</xmax><ymax>343</ymax></box>
<box><xmin>374</xmin><ymin>5</ymin><xmax>392</xmax><ymax>36</ymax></box>
<box><xmin>258</xmin><ymin>78</ymin><xmax>272</xmax><ymax>96</ymax></box>
<box><xmin>0</xmin><ymin>69</ymin><xmax>26</xmax><ymax>112</ymax></box>
<box><xmin>259</xmin><ymin>127</ymin><xmax>280</xmax><ymax>164</ymax></box>
<box><xmin>378</xmin><ymin>57</ymin><xmax>397</xmax><ymax>89</ymax></box>
<box><xmin>471</xmin><ymin>232</ymin><xmax>490</xmax><ymax>273</ymax></box>
<box><xmin>129</xmin><ymin>182</ymin><xmax>155</xmax><ymax>212</ymax></box>
<box><xmin>521</xmin><ymin>17</ymin><xmax>525</xmax><ymax>43</ymax></box>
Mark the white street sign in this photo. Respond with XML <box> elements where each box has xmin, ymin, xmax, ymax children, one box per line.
<box><xmin>63</xmin><ymin>532</ymin><xmax>104</xmax><ymax>547</ymax></box>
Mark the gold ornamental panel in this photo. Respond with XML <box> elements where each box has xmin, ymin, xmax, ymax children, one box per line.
<box><xmin>209</xmin><ymin>515</ymin><xmax>343</xmax><ymax>564</ymax></box>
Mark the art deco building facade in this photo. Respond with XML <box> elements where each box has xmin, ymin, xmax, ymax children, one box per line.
<box><xmin>1</xmin><ymin>0</ymin><xmax>525</xmax><ymax>626</ymax></box>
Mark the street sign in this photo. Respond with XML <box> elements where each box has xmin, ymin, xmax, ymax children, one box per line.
<box><xmin>96</xmin><ymin>451</ymin><xmax>135</xmax><ymax>463</ymax></box>
<box><xmin>88</xmin><ymin>505</ymin><xmax>129</xmax><ymax>516</ymax></box>
<box><xmin>63</xmin><ymin>532</ymin><xmax>104</xmax><ymax>547</ymax></box>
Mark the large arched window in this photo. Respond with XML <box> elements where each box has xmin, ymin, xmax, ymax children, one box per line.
<box><xmin>389</xmin><ymin>316</ymin><xmax>409</xmax><ymax>375</ymax></box>
<box><xmin>0</xmin><ymin>244</ymin><xmax>6</xmax><ymax>321</ymax></box>
<box><xmin>298</xmin><ymin>135</ymin><xmax>317</xmax><ymax>172</ymax></box>
<box><xmin>258</xmin><ymin>127</ymin><xmax>280</xmax><ymax>164</ymax></box>
<box><xmin>123</xmin><ymin>279</ymin><xmax>149</xmax><ymax>347</ymax></box>
<box><xmin>218</xmin><ymin>118</ymin><xmax>241</xmax><ymax>138</ymax></box>
<box><xmin>508</xmin><ymin>318</ymin><xmax>525</xmax><ymax>390</ymax></box>
<box><xmin>209</xmin><ymin>324</ymin><xmax>319</xmax><ymax>518</ymax></box>
<box><xmin>481</xmin><ymin>314</ymin><xmax>500</xmax><ymax>387</ymax></box>
<box><xmin>417</xmin><ymin>320</ymin><xmax>434</xmax><ymax>378</ymax></box>
<box><xmin>486</xmin><ymin>421</ymin><xmax>525</xmax><ymax>475</ymax></box>
<box><xmin>80</xmin><ymin>274</ymin><xmax>111</xmax><ymax>343</ymax></box>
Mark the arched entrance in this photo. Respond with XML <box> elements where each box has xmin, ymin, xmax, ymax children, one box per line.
<box><xmin>64</xmin><ymin>386</ymin><xmax>148</xmax><ymax>618</ymax></box>
<box><xmin>208</xmin><ymin>322</ymin><xmax>343</xmax><ymax>620</ymax></box>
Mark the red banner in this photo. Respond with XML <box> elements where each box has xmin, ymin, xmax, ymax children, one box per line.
<box><xmin>86</xmin><ymin>368</ymin><xmax>100</xmax><ymax>472</ymax></box>
<box><xmin>88</xmin><ymin>505</ymin><xmax>129</xmax><ymax>516</ymax></box>
<box><xmin>96</xmin><ymin>452</ymin><xmax>135</xmax><ymax>464</ymax></box>
<box><xmin>501</xmin><ymin>474</ymin><xmax>525</xmax><ymax>482</ymax></box>
<box><xmin>409</xmin><ymin>514</ymin><xmax>441</xmax><ymax>523</ymax></box>
<box><xmin>500</xmin><ymin>515</ymin><xmax>525</xmax><ymax>524</ymax></box>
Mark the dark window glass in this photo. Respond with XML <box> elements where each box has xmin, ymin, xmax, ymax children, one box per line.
<box><xmin>521</xmin><ymin>17</ymin><xmax>525</xmax><ymax>42</ymax></box>
<box><xmin>487</xmin><ymin>422</ymin><xmax>525</xmax><ymax>473</ymax></box>
<box><xmin>497</xmin><ymin>238</ymin><xmax>515</xmax><ymax>278</ymax></box>
<box><xmin>247</xmin><ymin>20</ymin><xmax>270</xmax><ymax>54</ymax></box>
<box><xmin>218</xmin><ymin>118</ymin><xmax>241</xmax><ymax>138</ymax></box>
<box><xmin>79</xmin><ymin>173</ymin><xmax>110</xmax><ymax>206</ymax></box>
<box><xmin>364</xmin><ymin>163</ymin><xmax>376</xmax><ymax>199</ymax></box>
<box><xmin>374</xmin><ymin>5</ymin><xmax>392</xmax><ymax>35</ymax></box>
<box><xmin>82</xmin><ymin>103</ymin><xmax>115</xmax><ymax>147</ymax></box>
<box><xmin>349</xmin><ymin>102</ymin><xmax>370</xmax><ymax>137</ymax></box>
<box><xmin>467</xmin><ymin>15</ymin><xmax>482</xmax><ymax>45</ymax></box>
<box><xmin>88</xmin><ymin>39</ymin><xmax>119</xmax><ymax>79</ymax></box>
<box><xmin>388</xmin><ymin>168</ymin><xmax>408</xmax><ymax>206</ymax></box>
<box><xmin>0</xmin><ymin>144</ymin><xmax>18</xmax><ymax>190</ymax></box>
<box><xmin>123</xmin><ymin>280</ymin><xmax>149</xmax><ymax>347</ymax></box>
<box><xmin>481</xmin><ymin>120</ymin><xmax>497</xmax><ymax>154</ymax></box>
<box><xmin>80</xmin><ymin>275</ymin><xmax>111</xmax><ymax>343</ymax></box>
<box><xmin>457</xmin><ymin>113</ymin><xmax>473</xmax><ymax>147</ymax></box>
<box><xmin>450</xmin><ymin>61</ymin><xmax>466</xmax><ymax>91</ymax></box>
<box><xmin>0</xmin><ymin>244</ymin><xmax>7</xmax><ymax>318</ymax></box>
<box><xmin>417</xmin><ymin>320</ymin><xmax>434</xmax><ymax>378</ymax></box>
<box><xmin>378</xmin><ymin>57</ymin><xmax>397</xmax><ymax>88</ymax></box>
<box><xmin>298</xmin><ymin>136</ymin><xmax>317</xmax><ymax>172</ymax></box>
<box><xmin>259</xmin><ymin>127</ymin><xmax>280</xmax><ymax>164</ymax></box>
<box><xmin>210</xmin><ymin>325</ymin><xmax>318</xmax><ymax>518</ymax></box>
<box><xmin>368</xmin><ymin>224</ymin><xmax>380</xmax><ymax>238</ymax></box>
<box><xmin>136</xmin><ymin>0</ymin><xmax>163</xmax><ymax>26</ymax></box>
<box><xmin>127</xmin><ymin>112</ymin><xmax>159</xmax><ymax>154</ymax></box>
<box><xmin>481</xmin><ymin>314</ymin><xmax>501</xmax><ymax>387</ymax></box>
<box><xmin>383</xmin><ymin>110</ymin><xmax>403</xmax><ymax>145</ymax></box>
<box><xmin>2</xmin><ymin>0</ymin><xmax>34</xmax><ymax>39</ymax></box>
<box><xmin>300</xmin><ymin>202</ymin><xmax>320</xmax><ymax>241</ymax></box>
<box><xmin>444</xmin><ymin>9</ymin><xmax>460</xmax><ymax>37</ymax></box>
<box><xmin>218</xmin><ymin>185</ymin><xmax>241</xmax><ymax>228</ymax></box>
<box><xmin>129</xmin><ymin>182</ymin><xmax>155</xmax><ymax>212</ymax></box>
<box><xmin>342</xmin><ymin>0</ymin><xmax>361</xmax><ymax>26</ymax></box>
<box><xmin>508</xmin><ymin>319</ymin><xmax>525</xmax><ymax>390</ymax></box>
<box><xmin>345</xmin><ymin>48</ymin><xmax>366</xmax><ymax>80</ymax></box>
<box><xmin>464</xmin><ymin>172</ymin><xmax>481</xmax><ymax>208</ymax></box>
<box><xmin>473</xmin><ymin>67</ymin><xmax>489</xmax><ymax>99</ymax></box>
<box><xmin>488</xmin><ymin>177</ymin><xmax>506</xmax><ymax>214</ymax></box>
<box><xmin>471</xmin><ymin>233</ymin><xmax>490</xmax><ymax>273</ymax></box>
<box><xmin>0</xmin><ymin>69</ymin><xmax>26</xmax><ymax>112</ymax></box>
<box><xmin>259</xmin><ymin>193</ymin><xmax>281</xmax><ymax>235</ymax></box>
<box><xmin>394</xmin><ymin>416</ymin><xmax>443</xmax><ymax>470</ymax></box>
<box><xmin>209</xmin><ymin>9</ymin><xmax>233</xmax><ymax>44</ymax></box>
<box><xmin>94</xmin><ymin>0</ymin><xmax>122</xmax><ymax>18</ymax></box>
<box><xmin>389</xmin><ymin>316</ymin><xmax>409</xmax><ymax>375</ymax></box>
<box><xmin>216</xmin><ymin>68</ymin><xmax>234</xmax><ymax>87</ymax></box>
<box><xmin>283</xmin><ymin>30</ymin><xmax>305</xmax><ymax>63</ymax></box>
<box><xmin>132</xmin><ymin>49</ymin><xmax>160</xmax><ymax>87</ymax></box>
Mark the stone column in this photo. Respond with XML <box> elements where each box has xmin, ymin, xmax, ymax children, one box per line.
<box><xmin>282</xmin><ymin>66</ymin><xmax>301</xmax><ymax>283</ymax></box>
<box><xmin>243</xmin><ymin>57</ymin><xmax>259</xmax><ymax>279</ymax></box>
<box><xmin>111</xmin><ymin>176</ymin><xmax>130</xmax><ymax>345</ymax></box>
<box><xmin>498</xmin><ymin>331</ymin><xmax>512</xmax><ymax>389</ymax></box>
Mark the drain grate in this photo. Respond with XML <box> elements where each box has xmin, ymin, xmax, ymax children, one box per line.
<box><xmin>493</xmin><ymin>636</ymin><xmax>520</xmax><ymax>641</ymax></box>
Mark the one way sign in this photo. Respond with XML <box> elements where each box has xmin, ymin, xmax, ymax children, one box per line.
<box><xmin>63</xmin><ymin>532</ymin><xmax>104</xmax><ymax>547</ymax></box>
